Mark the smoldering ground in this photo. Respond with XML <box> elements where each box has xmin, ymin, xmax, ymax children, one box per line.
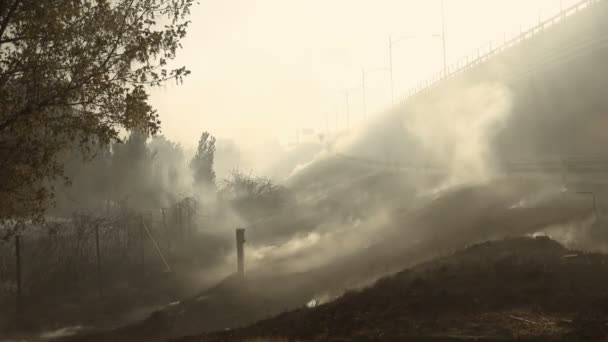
<box><xmin>144</xmin><ymin>78</ymin><xmax>602</xmax><ymax>339</ymax></box>
<box><xmin>3</xmin><ymin>75</ymin><xmax>606</xmax><ymax>340</ymax></box>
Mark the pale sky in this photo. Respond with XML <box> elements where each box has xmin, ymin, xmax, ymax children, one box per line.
<box><xmin>149</xmin><ymin>0</ymin><xmax>578</xmax><ymax>148</ymax></box>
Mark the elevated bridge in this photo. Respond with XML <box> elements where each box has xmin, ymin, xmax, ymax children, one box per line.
<box><xmin>341</xmin><ymin>0</ymin><xmax>608</xmax><ymax>178</ymax></box>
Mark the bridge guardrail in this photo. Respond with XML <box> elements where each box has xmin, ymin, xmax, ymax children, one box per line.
<box><xmin>336</xmin><ymin>152</ymin><xmax>608</xmax><ymax>175</ymax></box>
<box><xmin>399</xmin><ymin>0</ymin><xmax>603</xmax><ymax>103</ymax></box>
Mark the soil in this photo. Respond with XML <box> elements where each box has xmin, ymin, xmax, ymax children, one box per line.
<box><xmin>64</xmin><ymin>179</ymin><xmax>602</xmax><ymax>342</ymax></box>
<box><xmin>185</xmin><ymin>237</ymin><xmax>608</xmax><ymax>341</ymax></box>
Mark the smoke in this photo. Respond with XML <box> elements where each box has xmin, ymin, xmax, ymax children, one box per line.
<box><xmin>106</xmin><ymin>79</ymin><xmax>517</xmax><ymax>295</ymax></box>
<box><xmin>244</xmin><ymin>208</ymin><xmax>392</xmax><ymax>274</ymax></box>
<box><xmin>287</xmin><ymin>80</ymin><xmax>513</xmax><ymax>192</ymax></box>
<box><xmin>404</xmin><ymin>82</ymin><xmax>513</xmax><ymax>186</ymax></box>
<box><xmin>537</xmin><ymin>214</ymin><xmax>600</xmax><ymax>251</ymax></box>
<box><xmin>264</xmin><ymin>80</ymin><xmax>517</xmax><ymax>277</ymax></box>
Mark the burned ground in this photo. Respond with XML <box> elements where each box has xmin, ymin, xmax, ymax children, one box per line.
<box><xmin>191</xmin><ymin>237</ymin><xmax>608</xmax><ymax>341</ymax></box>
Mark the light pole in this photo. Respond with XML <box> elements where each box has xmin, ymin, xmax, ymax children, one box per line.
<box><xmin>388</xmin><ymin>30</ymin><xmax>447</xmax><ymax>103</ymax></box>
<box><xmin>440</xmin><ymin>0</ymin><xmax>447</xmax><ymax>78</ymax></box>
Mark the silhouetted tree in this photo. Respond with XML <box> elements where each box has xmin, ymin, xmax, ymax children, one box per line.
<box><xmin>190</xmin><ymin>131</ymin><xmax>216</xmax><ymax>189</ymax></box>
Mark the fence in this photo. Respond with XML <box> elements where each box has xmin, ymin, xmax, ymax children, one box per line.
<box><xmin>0</xmin><ymin>200</ymin><xmax>201</xmax><ymax>327</ymax></box>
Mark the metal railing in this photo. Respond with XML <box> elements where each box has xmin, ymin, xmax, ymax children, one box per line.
<box><xmin>336</xmin><ymin>151</ymin><xmax>608</xmax><ymax>175</ymax></box>
<box><xmin>398</xmin><ymin>0</ymin><xmax>604</xmax><ymax>104</ymax></box>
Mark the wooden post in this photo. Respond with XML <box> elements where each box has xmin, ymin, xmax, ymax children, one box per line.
<box><xmin>161</xmin><ymin>208</ymin><xmax>170</xmax><ymax>257</ymax></box>
<box><xmin>140</xmin><ymin>215</ymin><xmax>145</xmax><ymax>274</ymax></box>
<box><xmin>188</xmin><ymin>206</ymin><xmax>193</xmax><ymax>238</ymax></box>
<box><xmin>15</xmin><ymin>234</ymin><xmax>22</xmax><ymax>316</ymax></box>
<box><xmin>176</xmin><ymin>204</ymin><xmax>182</xmax><ymax>241</ymax></box>
<box><xmin>236</xmin><ymin>228</ymin><xmax>245</xmax><ymax>277</ymax></box>
<box><xmin>95</xmin><ymin>224</ymin><xmax>103</xmax><ymax>297</ymax></box>
<box><xmin>125</xmin><ymin>217</ymin><xmax>130</xmax><ymax>255</ymax></box>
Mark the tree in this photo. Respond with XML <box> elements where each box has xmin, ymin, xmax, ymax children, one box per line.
<box><xmin>0</xmin><ymin>0</ymin><xmax>194</xmax><ymax>220</ymax></box>
<box><xmin>110</xmin><ymin>129</ymin><xmax>158</xmax><ymax>210</ymax></box>
<box><xmin>218</xmin><ymin>169</ymin><xmax>290</xmax><ymax>221</ymax></box>
<box><xmin>51</xmin><ymin>142</ymin><xmax>112</xmax><ymax>216</ymax></box>
<box><xmin>190</xmin><ymin>131</ymin><xmax>216</xmax><ymax>189</ymax></box>
<box><xmin>148</xmin><ymin>134</ymin><xmax>187</xmax><ymax>203</ymax></box>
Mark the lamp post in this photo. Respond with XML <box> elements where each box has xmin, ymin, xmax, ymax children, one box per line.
<box><xmin>440</xmin><ymin>0</ymin><xmax>447</xmax><ymax>78</ymax></box>
<box><xmin>388</xmin><ymin>29</ymin><xmax>446</xmax><ymax>103</ymax></box>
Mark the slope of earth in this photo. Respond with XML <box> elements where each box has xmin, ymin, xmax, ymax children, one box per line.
<box><xmin>66</xmin><ymin>177</ymin><xmax>596</xmax><ymax>342</ymax></box>
<box><xmin>194</xmin><ymin>237</ymin><xmax>608</xmax><ymax>342</ymax></box>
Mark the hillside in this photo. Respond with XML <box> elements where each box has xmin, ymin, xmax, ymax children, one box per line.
<box><xmin>66</xmin><ymin>177</ymin><xmax>599</xmax><ymax>342</ymax></box>
<box><xmin>193</xmin><ymin>237</ymin><xmax>608</xmax><ymax>341</ymax></box>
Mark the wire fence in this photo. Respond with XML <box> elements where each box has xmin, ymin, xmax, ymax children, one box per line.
<box><xmin>0</xmin><ymin>200</ymin><xmax>203</xmax><ymax>324</ymax></box>
<box><xmin>336</xmin><ymin>152</ymin><xmax>608</xmax><ymax>175</ymax></box>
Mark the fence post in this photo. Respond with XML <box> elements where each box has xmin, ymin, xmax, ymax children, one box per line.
<box><xmin>140</xmin><ymin>215</ymin><xmax>145</xmax><ymax>275</ymax></box>
<box><xmin>236</xmin><ymin>228</ymin><xmax>246</xmax><ymax>277</ymax></box>
<box><xmin>162</xmin><ymin>208</ymin><xmax>170</xmax><ymax>258</ymax></box>
<box><xmin>15</xmin><ymin>234</ymin><xmax>22</xmax><ymax>317</ymax></box>
<box><xmin>176</xmin><ymin>204</ymin><xmax>182</xmax><ymax>241</ymax></box>
<box><xmin>95</xmin><ymin>224</ymin><xmax>103</xmax><ymax>298</ymax></box>
<box><xmin>188</xmin><ymin>207</ymin><xmax>193</xmax><ymax>238</ymax></box>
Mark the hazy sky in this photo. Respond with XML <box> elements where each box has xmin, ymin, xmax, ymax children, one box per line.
<box><xmin>149</xmin><ymin>0</ymin><xmax>578</xmax><ymax>148</ymax></box>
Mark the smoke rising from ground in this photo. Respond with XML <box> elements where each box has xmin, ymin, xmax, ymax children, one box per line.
<box><xmin>212</xmin><ymin>80</ymin><xmax>516</xmax><ymax>286</ymax></box>
<box><xmin>404</xmin><ymin>82</ymin><xmax>513</xmax><ymax>185</ymax></box>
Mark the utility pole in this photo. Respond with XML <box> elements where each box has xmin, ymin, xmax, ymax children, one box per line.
<box><xmin>441</xmin><ymin>0</ymin><xmax>448</xmax><ymax>79</ymax></box>
<box><xmin>387</xmin><ymin>2</ymin><xmax>447</xmax><ymax>100</ymax></box>
<box><xmin>361</xmin><ymin>68</ymin><xmax>367</xmax><ymax>119</ymax></box>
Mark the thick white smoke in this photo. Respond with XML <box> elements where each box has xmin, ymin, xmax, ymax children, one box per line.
<box><xmin>404</xmin><ymin>82</ymin><xmax>513</xmax><ymax>186</ymax></box>
<box><xmin>287</xmin><ymin>80</ymin><xmax>513</xmax><ymax>189</ymax></box>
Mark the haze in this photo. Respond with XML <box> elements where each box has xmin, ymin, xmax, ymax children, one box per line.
<box><xmin>151</xmin><ymin>0</ymin><xmax>577</xmax><ymax>148</ymax></box>
<box><xmin>3</xmin><ymin>0</ymin><xmax>607</xmax><ymax>340</ymax></box>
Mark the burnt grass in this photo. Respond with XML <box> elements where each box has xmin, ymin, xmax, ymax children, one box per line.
<box><xmin>187</xmin><ymin>237</ymin><xmax>608</xmax><ymax>341</ymax></box>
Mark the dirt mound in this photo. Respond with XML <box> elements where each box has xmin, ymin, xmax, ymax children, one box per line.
<box><xmin>193</xmin><ymin>237</ymin><xmax>608</xmax><ymax>341</ymax></box>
